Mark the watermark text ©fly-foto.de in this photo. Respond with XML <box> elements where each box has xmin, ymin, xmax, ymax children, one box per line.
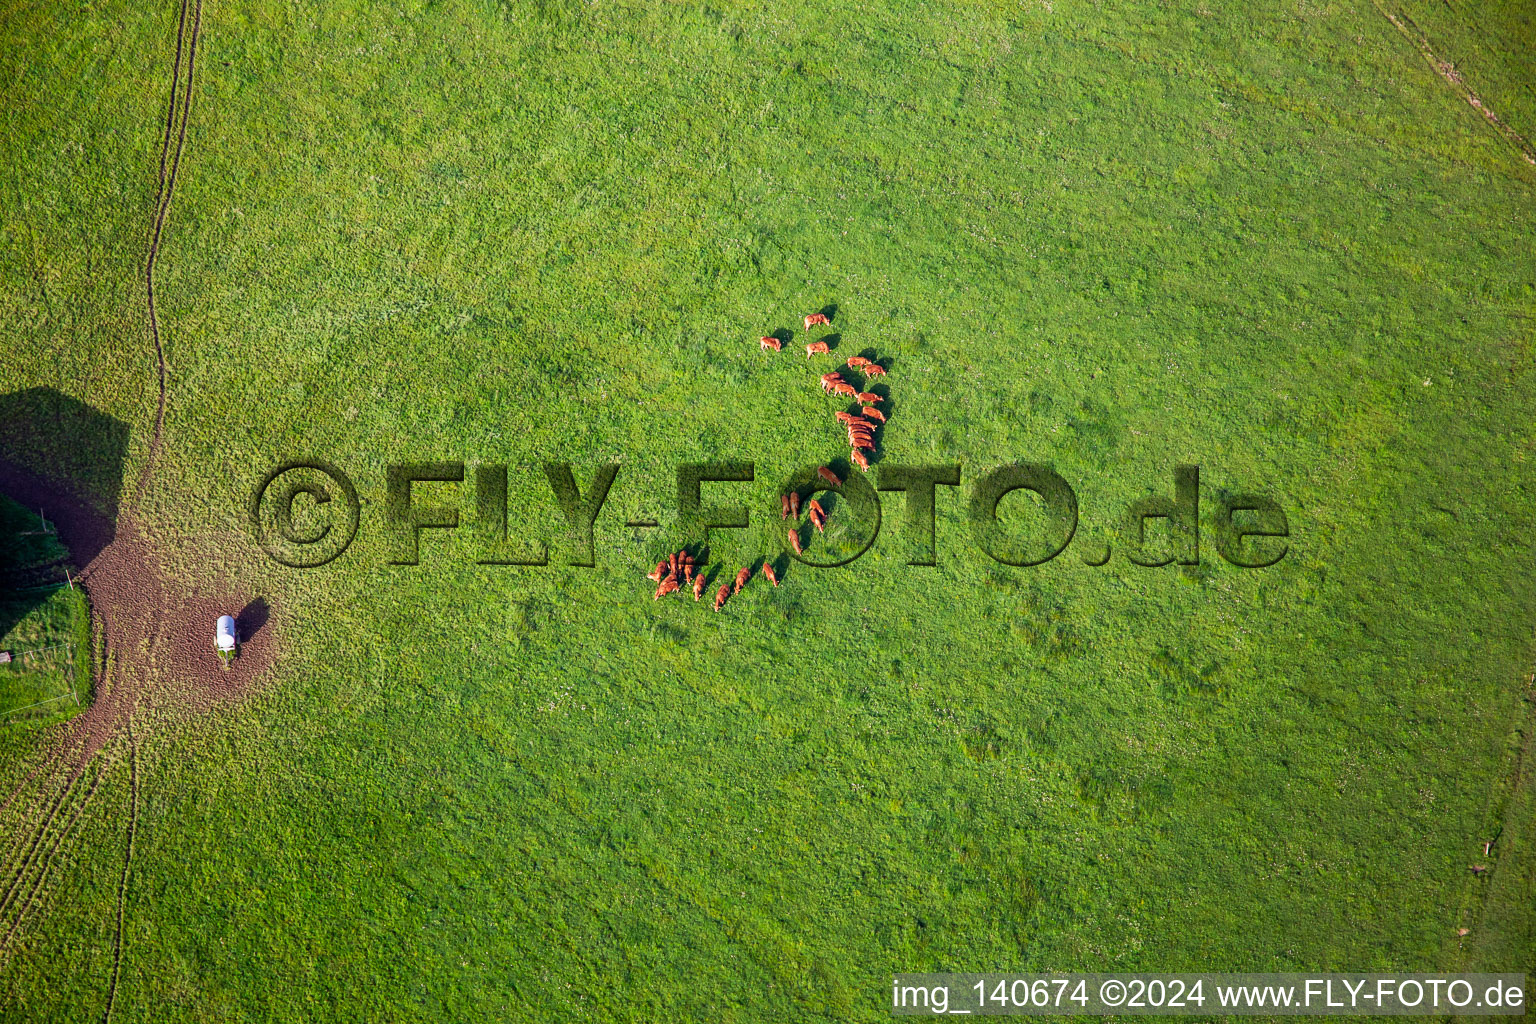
<box><xmin>250</xmin><ymin>460</ymin><xmax>1289</xmax><ymax>571</ymax></box>
<box><xmin>889</xmin><ymin>973</ymin><xmax>1526</xmax><ymax>1015</ymax></box>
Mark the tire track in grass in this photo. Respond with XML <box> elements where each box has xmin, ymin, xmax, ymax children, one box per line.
<box><xmin>0</xmin><ymin>738</ymin><xmax>81</xmax><ymax>844</ymax></box>
<box><xmin>101</xmin><ymin>724</ymin><xmax>137</xmax><ymax>1024</ymax></box>
<box><xmin>0</xmin><ymin>629</ymin><xmax>121</xmax><ymax>899</ymax></box>
<box><xmin>1371</xmin><ymin>0</ymin><xmax>1536</xmax><ymax>168</ymax></box>
<box><xmin>101</xmin><ymin>1</ymin><xmax>201</xmax><ymax>1013</ymax></box>
<box><xmin>1458</xmin><ymin>675</ymin><xmax>1536</xmax><ymax>964</ymax></box>
<box><xmin>0</xmin><ymin>728</ymin><xmax>90</xmax><ymax>816</ymax></box>
<box><xmin>0</xmin><ymin>605</ymin><xmax>129</xmax><ymax>903</ymax></box>
<box><xmin>85</xmin><ymin>537</ymin><xmax>175</xmax><ymax>1012</ymax></box>
<box><xmin>0</xmin><ymin>755</ymin><xmax>110</xmax><ymax>951</ymax></box>
<box><xmin>0</xmin><ymin>762</ymin><xmax>75</xmax><ymax>882</ymax></box>
<box><xmin>0</xmin><ymin>762</ymin><xmax>87</xmax><ymax>923</ymax></box>
<box><xmin>0</xmin><ymin>641</ymin><xmax>134</xmax><ymax>949</ymax></box>
<box><xmin>133</xmin><ymin>0</ymin><xmax>202</xmax><ymax>502</ymax></box>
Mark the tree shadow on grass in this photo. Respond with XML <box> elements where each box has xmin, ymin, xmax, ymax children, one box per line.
<box><xmin>0</xmin><ymin>387</ymin><xmax>129</xmax><ymax>641</ymax></box>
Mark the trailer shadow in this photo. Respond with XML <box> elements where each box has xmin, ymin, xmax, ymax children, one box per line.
<box><xmin>236</xmin><ymin>597</ymin><xmax>271</xmax><ymax>644</ymax></box>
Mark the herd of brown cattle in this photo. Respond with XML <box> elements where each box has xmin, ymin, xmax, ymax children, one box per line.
<box><xmin>779</xmin><ymin>312</ymin><xmax>893</xmax><ymax>553</ymax></box>
<box><xmin>647</xmin><ymin>548</ymin><xmax>779</xmax><ymax>612</ymax></box>
<box><xmin>775</xmin><ymin>313</ymin><xmax>891</xmax><ymax>474</ymax></box>
<box><xmin>645</xmin><ymin>312</ymin><xmax>893</xmax><ymax>610</ymax></box>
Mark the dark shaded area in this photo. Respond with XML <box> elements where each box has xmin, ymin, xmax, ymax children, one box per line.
<box><xmin>236</xmin><ymin>597</ymin><xmax>270</xmax><ymax>644</ymax></box>
<box><xmin>0</xmin><ymin>388</ymin><xmax>130</xmax><ymax>640</ymax></box>
<box><xmin>854</xmin><ymin>347</ymin><xmax>889</xmax><ymax>370</ymax></box>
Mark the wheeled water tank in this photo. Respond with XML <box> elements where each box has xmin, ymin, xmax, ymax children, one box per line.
<box><xmin>216</xmin><ymin>614</ymin><xmax>237</xmax><ymax>653</ymax></box>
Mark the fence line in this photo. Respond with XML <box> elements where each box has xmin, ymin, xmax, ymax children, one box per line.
<box><xmin>0</xmin><ymin>641</ymin><xmax>81</xmax><ymax>719</ymax></box>
<box><xmin>0</xmin><ymin>692</ymin><xmax>77</xmax><ymax>718</ymax></box>
<box><xmin>5</xmin><ymin>642</ymin><xmax>76</xmax><ymax>660</ymax></box>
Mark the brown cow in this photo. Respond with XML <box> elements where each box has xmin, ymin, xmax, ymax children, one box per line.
<box><xmin>808</xmin><ymin>501</ymin><xmax>827</xmax><ymax>533</ymax></box>
<box><xmin>804</xmin><ymin>312</ymin><xmax>831</xmax><ymax>331</ymax></box>
<box><xmin>762</xmin><ymin>561</ymin><xmax>778</xmax><ymax>586</ymax></box>
<box><xmin>817</xmin><ymin>466</ymin><xmax>842</xmax><ymax>487</ymax></box>
<box><xmin>805</xmin><ymin>341</ymin><xmax>830</xmax><ymax>357</ymax></box>
<box><xmin>861</xmin><ymin>406</ymin><xmax>886</xmax><ymax>423</ymax></box>
<box><xmin>714</xmin><ymin>583</ymin><xmax>731</xmax><ymax>611</ymax></box>
<box><xmin>693</xmin><ymin>573</ymin><xmax>707</xmax><ymax>600</ymax></box>
<box><xmin>851</xmin><ymin>448</ymin><xmax>870</xmax><ymax>470</ymax></box>
<box><xmin>760</xmin><ymin>336</ymin><xmax>782</xmax><ymax>351</ymax></box>
<box><xmin>733</xmin><ymin>566</ymin><xmax>752</xmax><ymax>595</ymax></box>
<box><xmin>788</xmin><ymin>528</ymin><xmax>804</xmax><ymax>554</ymax></box>
<box><xmin>856</xmin><ymin>392</ymin><xmax>882</xmax><ymax>404</ymax></box>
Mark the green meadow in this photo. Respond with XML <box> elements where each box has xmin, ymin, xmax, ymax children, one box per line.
<box><xmin>1</xmin><ymin>0</ymin><xmax>1534</xmax><ymax>1019</ymax></box>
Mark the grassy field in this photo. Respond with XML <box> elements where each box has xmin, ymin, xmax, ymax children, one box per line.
<box><xmin>0</xmin><ymin>588</ymin><xmax>89</xmax><ymax>725</ymax></box>
<box><xmin>2</xmin><ymin>0</ymin><xmax>1534</xmax><ymax>1019</ymax></box>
